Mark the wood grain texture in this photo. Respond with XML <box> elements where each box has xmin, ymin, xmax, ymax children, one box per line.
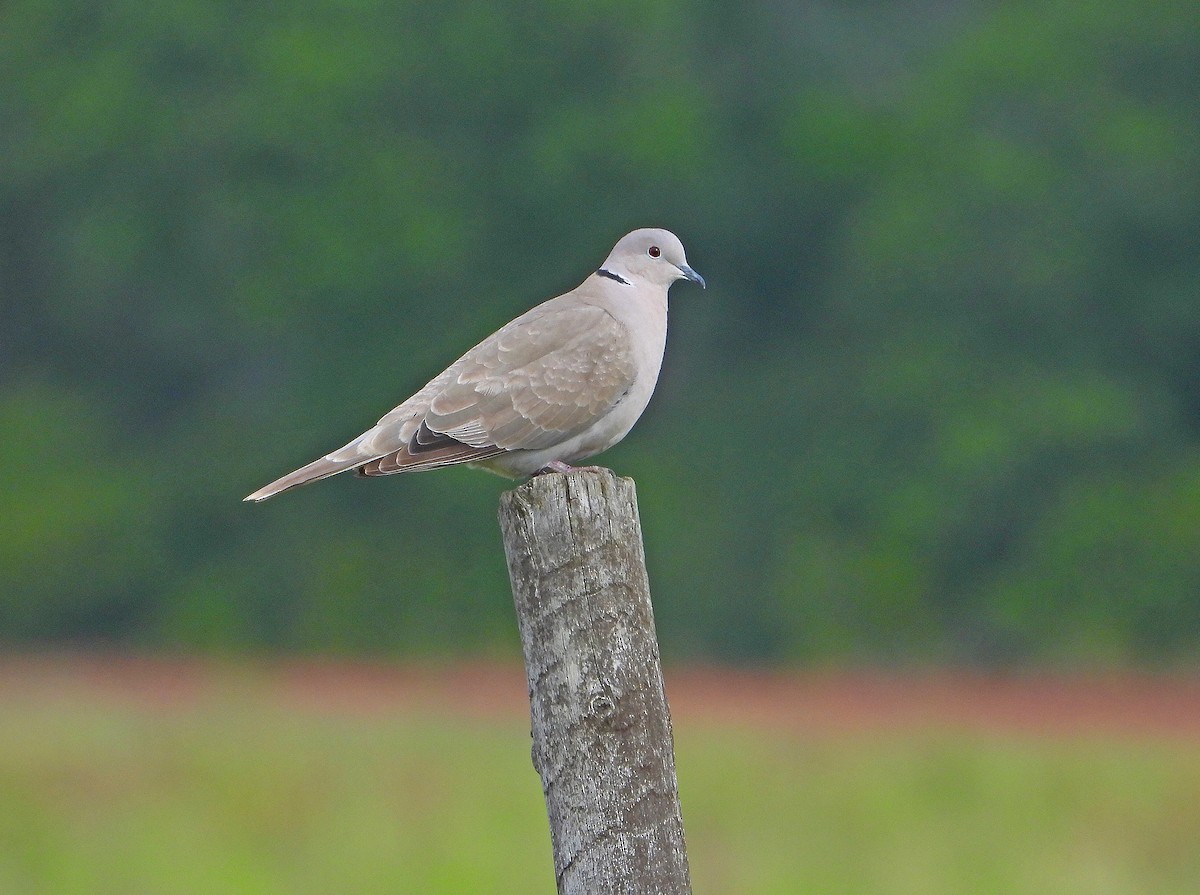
<box><xmin>499</xmin><ymin>470</ymin><xmax>691</xmax><ymax>895</ymax></box>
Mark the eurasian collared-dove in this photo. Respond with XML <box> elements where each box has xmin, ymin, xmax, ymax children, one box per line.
<box><xmin>244</xmin><ymin>228</ymin><xmax>704</xmax><ymax>501</ymax></box>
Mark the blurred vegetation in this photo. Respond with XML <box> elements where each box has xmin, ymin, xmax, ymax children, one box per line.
<box><xmin>1</xmin><ymin>677</ymin><xmax>1198</xmax><ymax>894</ymax></box>
<box><xmin>2</xmin><ymin>0</ymin><xmax>1198</xmax><ymax>661</ymax></box>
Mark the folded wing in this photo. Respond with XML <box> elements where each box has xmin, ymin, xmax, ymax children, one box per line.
<box><xmin>244</xmin><ymin>300</ymin><xmax>636</xmax><ymax>500</ymax></box>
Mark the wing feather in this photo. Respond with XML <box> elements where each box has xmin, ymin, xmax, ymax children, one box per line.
<box><xmin>424</xmin><ymin>302</ymin><xmax>636</xmax><ymax>452</ymax></box>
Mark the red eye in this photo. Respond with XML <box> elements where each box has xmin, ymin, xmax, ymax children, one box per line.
<box><xmin>648</xmin><ymin>246</ymin><xmax>661</xmax><ymax>257</ymax></box>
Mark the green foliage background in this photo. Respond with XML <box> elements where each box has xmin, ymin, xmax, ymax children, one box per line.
<box><xmin>3</xmin><ymin>0</ymin><xmax>1198</xmax><ymax>662</ymax></box>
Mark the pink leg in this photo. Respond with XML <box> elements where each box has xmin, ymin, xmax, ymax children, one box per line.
<box><xmin>533</xmin><ymin>460</ymin><xmax>576</xmax><ymax>476</ymax></box>
<box><xmin>533</xmin><ymin>460</ymin><xmax>612</xmax><ymax>476</ymax></box>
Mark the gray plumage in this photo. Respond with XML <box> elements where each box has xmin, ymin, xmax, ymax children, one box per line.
<box><xmin>244</xmin><ymin>228</ymin><xmax>704</xmax><ymax>502</ymax></box>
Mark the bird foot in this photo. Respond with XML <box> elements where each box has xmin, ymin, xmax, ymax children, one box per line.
<box><xmin>533</xmin><ymin>461</ymin><xmax>612</xmax><ymax>476</ymax></box>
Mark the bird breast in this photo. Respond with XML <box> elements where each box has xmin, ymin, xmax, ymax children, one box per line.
<box><xmin>579</xmin><ymin>292</ymin><xmax>668</xmax><ymax>454</ymax></box>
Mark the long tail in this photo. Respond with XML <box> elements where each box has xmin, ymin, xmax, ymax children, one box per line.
<box><xmin>243</xmin><ymin>455</ymin><xmax>364</xmax><ymax>502</ymax></box>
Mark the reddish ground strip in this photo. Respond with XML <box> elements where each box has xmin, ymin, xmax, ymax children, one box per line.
<box><xmin>2</xmin><ymin>654</ymin><xmax>1199</xmax><ymax>740</ymax></box>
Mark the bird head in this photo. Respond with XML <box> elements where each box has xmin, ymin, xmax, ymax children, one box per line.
<box><xmin>602</xmin><ymin>228</ymin><xmax>705</xmax><ymax>290</ymax></box>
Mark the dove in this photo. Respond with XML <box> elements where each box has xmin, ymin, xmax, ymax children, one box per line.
<box><xmin>244</xmin><ymin>228</ymin><xmax>704</xmax><ymax>502</ymax></box>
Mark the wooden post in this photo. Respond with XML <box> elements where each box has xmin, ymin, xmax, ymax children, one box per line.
<box><xmin>498</xmin><ymin>470</ymin><xmax>691</xmax><ymax>895</ymax></box>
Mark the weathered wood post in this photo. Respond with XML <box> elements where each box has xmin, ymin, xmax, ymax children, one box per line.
<box><xmin>498</xmin><ymin>469</ymin><xmax>691</xmax><ymax>895</ymax></box>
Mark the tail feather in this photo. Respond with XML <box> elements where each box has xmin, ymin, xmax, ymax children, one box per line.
<box><xmin>358</xmin><ymin>442</ymin><xmax>506</xmax><ymax>476</ymax></box>
<box><xmin>243</xmin><ymin>455</ymin><xmax>364</xmax><ymax>502</ymax></box>
<box><xmin>244</xmin><ymin>426</ymin><xmax>510</xmax><ymax>502</ymax></box>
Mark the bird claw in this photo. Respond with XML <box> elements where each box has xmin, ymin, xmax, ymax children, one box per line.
<box><xmin>533</xmin><ymin>460</ymin><xmax>614</xmax><ymax>477</ymax></box>
<box><xmin>533</xmin><ymin>460</ymin><xmax>576</xmax><ymax>476</ymax></box>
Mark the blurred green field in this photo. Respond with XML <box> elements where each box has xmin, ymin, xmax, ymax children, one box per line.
<box><xmin>1</xmin><ymin>671</ymin><xmax>1198</xmax><ymax>895</ymax></box>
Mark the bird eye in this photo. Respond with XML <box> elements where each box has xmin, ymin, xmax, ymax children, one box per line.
<box><xmin>648</xmin><ymin>246</ymin><xmax>661</xmax><ymax>258</ymax></box>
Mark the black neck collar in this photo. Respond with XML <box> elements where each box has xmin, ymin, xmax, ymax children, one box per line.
<box><xmin>596</xmin><ymin>268</ymin><xmax>631</xmax><ymax>286</ymax></box>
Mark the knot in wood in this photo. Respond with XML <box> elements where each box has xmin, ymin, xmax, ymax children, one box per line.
<box><xmin>588</xmin><ymin>686</ymin><xmax>633</xmax><ymax>731</ymax></box>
